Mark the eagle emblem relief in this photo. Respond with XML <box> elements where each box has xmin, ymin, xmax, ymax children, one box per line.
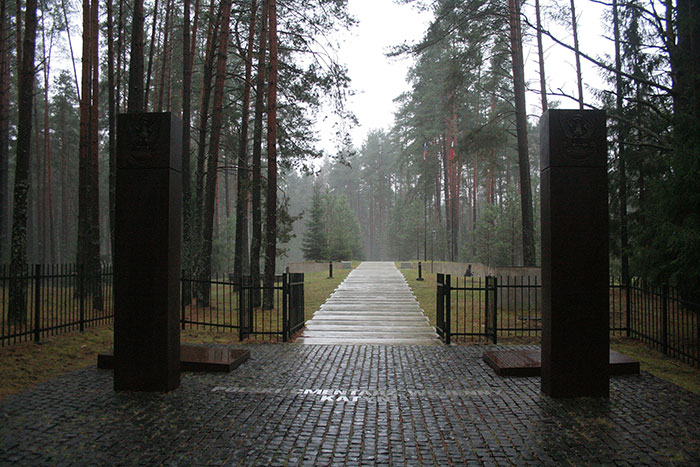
<box><xmin>560</xmin><ymin>112</ymin><xmax>597</xmax><ymax>161</ymax></box>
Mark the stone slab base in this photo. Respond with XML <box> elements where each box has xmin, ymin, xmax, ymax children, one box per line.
<box><xmin>483</xmin><ymin>349</ymin><xmax>639</xmax><ymax>377</ymax></box>
<box><xmin>98</xmin><ymin>345</ymin><xmax>249</xmax><ymax>373</ymax></box>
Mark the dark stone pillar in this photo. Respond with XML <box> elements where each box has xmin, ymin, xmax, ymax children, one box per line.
<box><xmin>540</xmin><ymin>109</ymin><xmax>609</xmax><ymax>398</ymax></box>
<box><xmin>114</xmin><ymin>113</ymin><xmax>182</xmax><ymax>392</ymax></box>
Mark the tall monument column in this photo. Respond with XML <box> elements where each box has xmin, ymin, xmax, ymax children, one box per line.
<box><xmin>114</xmin><ymin>112</ymin><xmax>182</xmax><ymax>392</ymax></box>
<box><xmin>540</xmin><ymin>109</ymin><xmax>609</xmax><ymax>398</ymax></box>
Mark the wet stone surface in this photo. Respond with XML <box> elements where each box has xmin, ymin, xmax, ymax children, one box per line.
<box><xmin>1</xmin><ymin>344</ymin><xmax>699</xmax><ymax>465</ymax></box>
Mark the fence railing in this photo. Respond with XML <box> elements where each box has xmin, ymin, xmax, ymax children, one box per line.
<box><xmin>437</xmin><ymin>274</ymin><xmax>700</xmax><ymax>367</ymax></box>
<box><xmin>181</xmin><ymin>272</ymin><xmax>305</xmax><ymax>342</ymax></box>
<box><xmin>2</xmin><ymin>265</ymin><xmax>304</xmax><ymax>346</ymax></box>
<box><xmin>0</xmin><ymin>263</ymin><xmax>114</xmax><ymax>346</ymax></box>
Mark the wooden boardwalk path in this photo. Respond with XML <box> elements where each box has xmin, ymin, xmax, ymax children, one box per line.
<box><xmin>297</xmin><ymin>262</ymin><xmax>440</xmax><ymax>345</ymax></box>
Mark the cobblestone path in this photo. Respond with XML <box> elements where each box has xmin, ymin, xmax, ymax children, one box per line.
<box><xmin>297</xmin><ymin>262</ymin><xmax>439</xmax><ymax>345</ymax></box>
<box><xmin>1</xmin><ymin>344</ymin><xmax>699</xmax><ymax>465</ymax></box>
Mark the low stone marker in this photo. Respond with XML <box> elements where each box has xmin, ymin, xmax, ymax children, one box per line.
<box><xmin>340</xmin><ymin>261</ymin><xmax>352</xmax><ymax>269</ymax></box>
<box><xmin>540</xmin><ymin>109</ymin><xmax>609</xmax><ymax>398</ymax></box>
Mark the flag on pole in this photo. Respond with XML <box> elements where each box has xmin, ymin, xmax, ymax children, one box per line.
<box><xmin>423</xmin><ymin>141</ymin><xmax>427</xmax><ymax>161</ymax></box>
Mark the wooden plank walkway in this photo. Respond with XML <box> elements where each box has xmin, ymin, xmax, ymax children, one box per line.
<box><xmin>297</xmin><ymin>261</ymin><xmax>440</xmax><ymax>345</ymax></box>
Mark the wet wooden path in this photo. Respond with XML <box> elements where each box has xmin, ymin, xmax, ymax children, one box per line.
<box><xmin>297</xmin><ymin>262</ymin><xmax>440</xmax><ymax>345</ymax></box>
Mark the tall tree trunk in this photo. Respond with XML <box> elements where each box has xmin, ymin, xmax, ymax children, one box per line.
<box><xmin>670</xmin><ymin>0</ymin><xmax>700</xmax><ymax>291</ymax></box>
<box><xmin>570</xmin><ymin>0</ymin><xmax>584</xmax><ymax>109</ymax></box>
<box><xmin>0</xmin><ymin>0</ymin><xmax>11</xmax><ymax>262</ymax></box>
<box><xmin>612</xmin><ymin>0</ymin><xmax>628</xmax><ymax>285</ymax></box>
<box><xmin>200</xmin><ymin>0</ymin><xmax>233</xmax><ymax>306</ymax></box>
<box><xmin>127</xmin><ymin>0</ymin><xmax>144</xmax><ymax>112</ymax></box>
<box><xmin>59</xmin><ymin>107</ymin><xmax>68</xmax><ymax>262</ymax></box>
<box><xmin>233</xmin><ymin>0</ymin><xmax>257</xmax><ymax>286</ymax></box>
<box><xmin>89</xmin><ymin>0</ymin><xmax>102</xmax><ymax>309</ymax></box>
<box><xmin>115</xmin><ymin>0</ymin><xmax>124</xmax><ymax>111</ymax></box>
<box><xmin>77</xmin><ymin>0</ymin><xmax>92</xmax><ymax>269</ymax></box>
<box><xmin>193</xmin><ymin>0</ymin><xmax>219</xmax><ymax>301</ymax></box>
<box><xmin>143</xmin><ymin>0</ymin><xmax>159</xmax><ymax>110</ymax></box>
<box><xmin>77</xmin><ymin>0</ymin><xmax>101</xmax><ymax>307</ymax></box>
<box><xmin>262</xmin><ymin>0</ymin><xmax>278</xmax><ymax>310</ymax></box>
<box><xmin>156</xmin><ymin>0</ymin><xmax>172</xmax><ymax>112</ymax></box>
<box><xmin>250</xmin><ymin>0</ymin><xmax>268</xmax><ymax>308</ymax></box>
<box><xmin>535</xmin><ymin>0</ymin><xmax>547</xmax><ymax>113</ymax></box>
<box><xmin>508</xmin><ymin>0</ymin><xmax>536</xmax><ymax>266</ymax></box>
<box><xmin>450</xmin><ymin>94</ymin><xmax>459</xmax><ymax>261</ymax></box>
<box><xmin>41</xmin><ymin>17</ymin><xmax>56</xmax><ymax>263</ymax></box>
<box><xmin>9</xmin><ymin>0</ymin><xmax>37</xmax><ymax>323</ymax></box>
<box><xmin>182</xmin><ymin>0</ymin><xmax>193</xmax><ymax>297</ymax></box>
<box><xmin>442</xmin><ymin>135</ymin><xmax>450</xmax><ymax>261</ymax></box>
<box><xmin>107</xmin><ymin>0</ymin><xmax>116</xmax><ymax>260</ymax></box>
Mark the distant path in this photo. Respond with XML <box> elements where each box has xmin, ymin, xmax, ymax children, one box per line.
<box><xmin>297</xmin><ymin>261</ymin><xmax>439</xmax><ymax>345</ymax></box>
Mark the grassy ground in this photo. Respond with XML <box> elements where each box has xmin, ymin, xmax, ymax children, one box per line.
<box><xmin>303</xmin><ymin>268</ymin><xmax>351</xmax><ymax>321</ymax></box>
<box><xmin>401</xmin><ymin>267</ymin><xmax>700</xmax><ymax>396</ymax></box>
<box><xmin>0</xmin><ymin>268</ymin><xmax>350</xmax><ymax>402</ymax></box>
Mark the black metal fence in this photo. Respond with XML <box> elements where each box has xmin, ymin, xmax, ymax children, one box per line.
<box><xmin>0</xmin><ymin>263</ymin><xmax>114</xmax><ymax>346</ymax></box>
<box><xmin>437</xmin><ymin>274</ymin><xmax>700</xmax><ymax>367</ymax></box>
<box><xmin>181</xmin><ymin>272</ymin><xmax>305</xmax><ymax>342</ymax></box>
<box><xmin>1</xmin><ymin>265</ymin><xmax>305</xmax><ymax>346</ymax></box>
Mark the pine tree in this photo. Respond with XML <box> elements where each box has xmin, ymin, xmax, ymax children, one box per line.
<box><xmin>301</xmin><ymin>185</ymin><xmax>327</xmax><ymax>261</ymax></box>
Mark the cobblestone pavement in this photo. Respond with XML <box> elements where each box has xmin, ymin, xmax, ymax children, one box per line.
<box><xmin>1</xmin><ymin>344</ymin><xmax>699</xmax><ymax>465</ymax></box>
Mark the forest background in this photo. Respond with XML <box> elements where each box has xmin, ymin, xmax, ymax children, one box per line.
<box><xmin>0</xmin><ymin>0</ymin><xmax>698</xmax><ymax>303</ymax></box>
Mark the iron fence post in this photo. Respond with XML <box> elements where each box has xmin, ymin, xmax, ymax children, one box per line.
<box><xmin>436</xmin><ymin>273</ymin><xmax>443</xmax><ymax>341</ymax></box>
<box><xmin>662</xmin><ymin>284</ymin><xmax>669</xmax><ymax>354</ymax></box>
<box><xmin>417</xmin><ymin>261</ymin><xmax>424</xmax><ymax>281</ymax></box>
<box><xmin>626</xmin><ymin>281</ymin><xmax>631</xmax><ymax>337</ymax></box>
<box><xmin>329</xmin><ymin>261</ymin><xmax>333</xmax><ymax>278</ymax></box>
<box><xmin>33</xmin><ymin>264</ymin><xmax>41</xmax><ymax>343</ymax></box>
<box><xmin>238</xmin><ymin>277</ymin><xmax>245</xmax><ymax>341</ymax></box>
<box><xmin>282</xmin><ymin>273</ymin><xmax>289</xmax><ymax>342</ymax></box>
<box><xmin>181</xmin><ymin>272</ymin><xmax>186</xmax><ymax>330</ymax></box>
<box><xmin>492</xmin><ymin>276</ymin><xmax>498</xmax><ymax>345</ymax></box>
<box><xmin>79</xmin><ymin>264</ymin><xmax>85</xmax><ymax>332</ymax></box>
<box><xmin>445</xmin><ymin>274</ymin><xmax>451</xmax><ymax>345</ymax></box>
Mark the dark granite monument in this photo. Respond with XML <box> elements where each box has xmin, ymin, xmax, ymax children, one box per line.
<box><xmin>540</xmin><ymin>109</ymin><xmax>609</xmax><ymax>398</ymax></box>
<box><xmin>114</xmin><ymin>113</ymin><xmax>182</xmax><ymax>392</ymax></box>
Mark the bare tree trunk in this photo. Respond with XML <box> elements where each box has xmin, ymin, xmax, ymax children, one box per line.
<box><xmin>233</xmin><ymin>0</ymin><xmax>257</xmax><ymax>286</ymax></box>
<box><xmin>9</xmin><ymin>0</ymin><xmax>37</xmax><ymax>323</ymax></box>
<box><xmin>89</xmin><ymin>0</ymin><xmax>101</xmax><ymax>309</ymax></box>
<box><xmin>262</xmin><ymin>0</ymin><xmax>277</xmax><ymax>310</ymax></box>
<box><xmin>570</xmin><ymin>0</ymin><xmax>584</xmax><ymax>109</ymax></box>
<box><xmin>508</xmin><ymin>0</ymin><xmax>536</xmax><ymax>266</ymax></box>
<box><xmin>441</xmin><ymin>135</ymin><xmax>450</xmax><ymax>261</ymax></box>
<box><xmin>250</xmin><ymin>0</ymin><xmax>268</xmax><ymax>308</ymax></box>
<box><xmin>535</xmin><ymin>0</ymin><xmax>547</xmax><ymax>113</ymax></box>
<box><xmin>0</xmin><ymin>0</ymin><xmax>10</xmax><ymax>262</ymax></box>
<box><xmin>41</xmin><ymin>16</ymin><xmax>56</xmax><ymax>263</ymax></box>
<box><xmin>612</xmin><ymin>0</ymin><xmax>628</xmax><ymax>285</ymax></box>
<box><xmin>200</xmin><ymin>0</ymin><xmax>233</xmax><ymax>306</ymax></box>
<box><xmin>156</xmin><ymin>0</ymin><xmax>172</xmax><ymax>112</ymax></box>
<box><xmin>127</xmin><ymin>0</ymin><xmax>144</xmax><ymax>112</ymax></box>
<box><xmin>450</xmin><ymin>93</ymin><xmax>459</xmax><ymax>261</ymax></box>
<box><xmin>143</xmin><ymin>0</ymin><xmax>159</xmax><ymax>110</ymax></box>
<box><xmin>182</xmin><ymin>0</ymin><xmax>193</xmax><ymax>297</ymax></box>
<box><xmin>107</xmin><ymin>0</ymin><xmax>116</xmax><ymax>260</ymax></box>
<box><xmin>193</xmin><ymin>0</ymin><xmax>219</xmax><ymax>302</ymax></box>
<box><xmin>77</xmin><ymin>0</ymin><xmax>101</xmax><ymax>308</ymax></box>
<box><xmin>77</xmin><ymin>0</ymin><xmax>92</xmax><ymax>269</ymax></box>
